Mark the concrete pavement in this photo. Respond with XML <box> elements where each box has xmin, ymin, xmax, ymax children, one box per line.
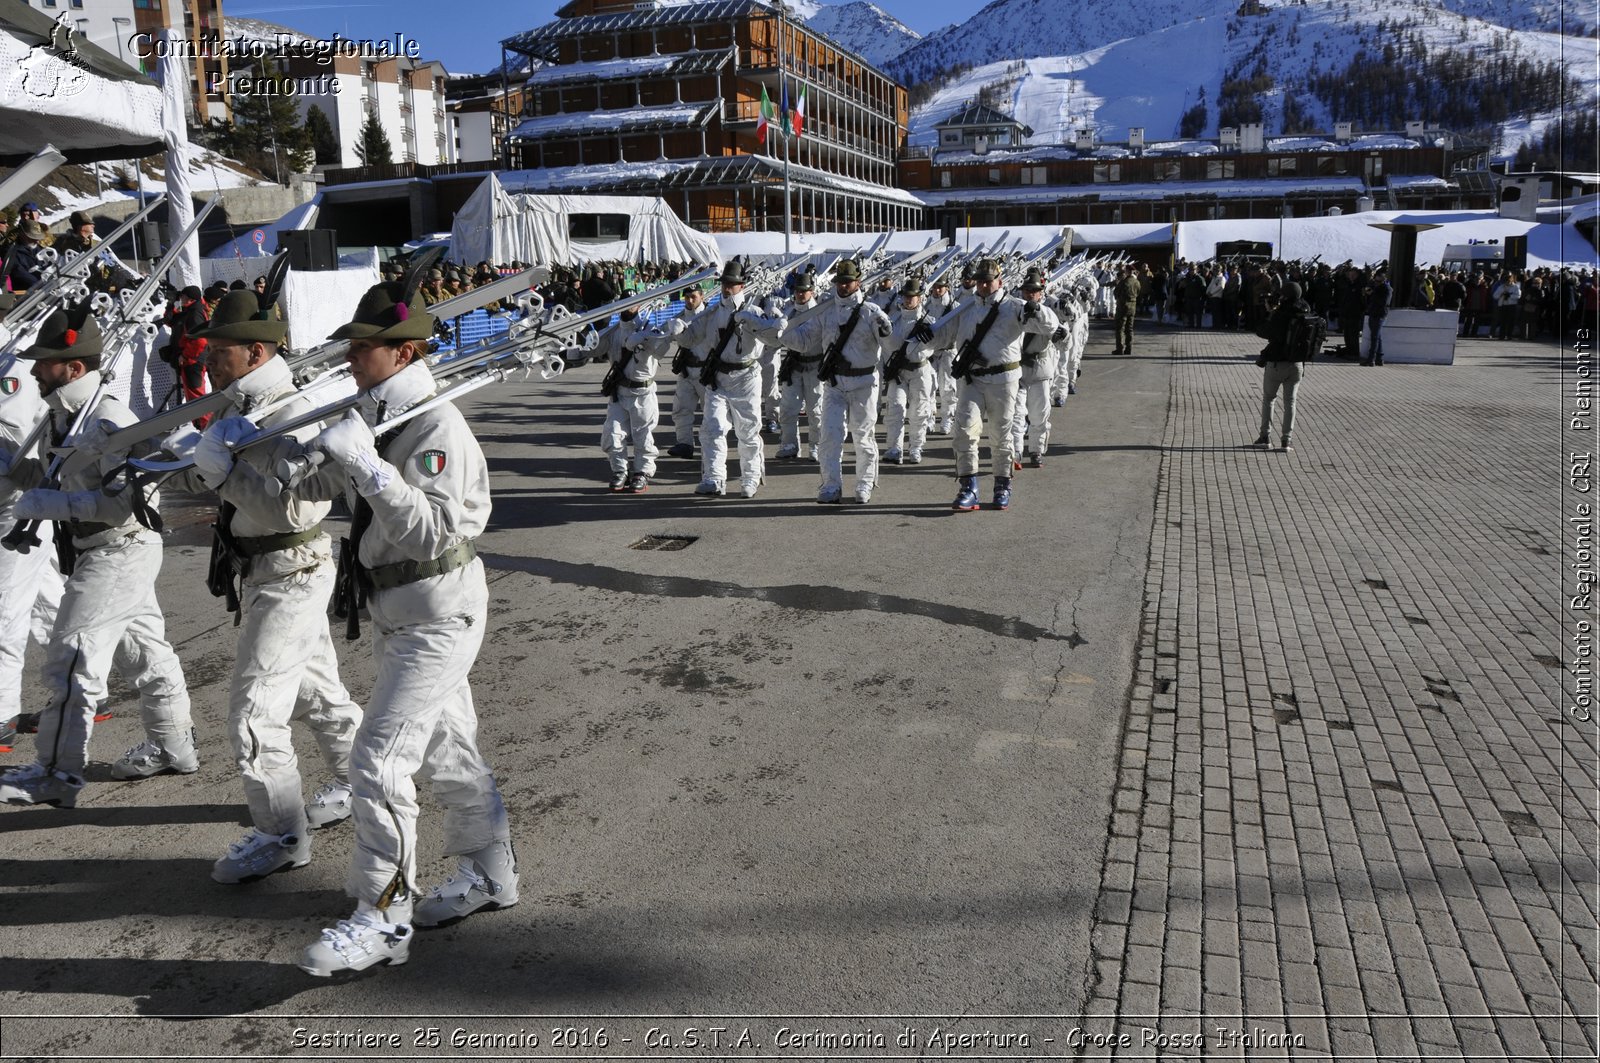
<box><xmin>0</xmin><ymin>321</ymin><xmax>1593</xmax><ymax>1062</ymax></box>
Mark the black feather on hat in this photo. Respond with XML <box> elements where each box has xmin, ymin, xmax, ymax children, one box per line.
<box><xmin>330</xmin><ymin>246</ymin><xmax>443</xmax><ymax>342</ymax></box>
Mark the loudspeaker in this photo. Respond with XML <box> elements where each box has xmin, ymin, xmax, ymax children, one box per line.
<box><xmin>1504</xmin><ymin>234</ymin><xmax>1528</xmax><ymax>274</ymax></box>
<box><xmin>280</xmin><ymin>229</ymin><xmax>339</xmax><ymax>271</ymax></box>
<box><xmin>1386</xmin><ymin>226</ymin><xmax>1419</xmax><ymax>309</ymax></box>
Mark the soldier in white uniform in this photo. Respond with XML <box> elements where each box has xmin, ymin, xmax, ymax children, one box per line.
<box><xmin>926</xmin><ymin>273</ymin><xmax>960</xmax><ymax>436</ymax></box>
<box><xmin>774</xmin><ymin>259</ymin><xmax>892</xmax><ymax>504</ymax></box>
<box><xmin>679</xmin><ymin>261</ymin><xmax>768</xmax><ymax>499</ymax></box>
<box><xmin>0</xmin><ymin>358</ymin><xmax>64</xmax><ymax>751</ymax></box>
<box><xmin>161</xmin><ymin>291</ymin><xmax>363</xmax><ymax>883</ymax></box>
<box><xmin>927</xmin><ymin>258</ymin><xmax>1060</xmax><ymax>512</ymax></box>
<box><xmin>882</xmin><ymin>274</ymin><xmax>938</xmax><ymax>465</ymax></box>
<box><xmin>272</xmin><ymin>282</ymin><xmax>515</xmax><ymax>976</ymax></box>
<box><xmin>0</xmin><ymin>311</ymin><xmax>196</xmax><ymax>808</ymax></box>
<box><xmin>1008</xmin><ymin>268</ymin><xmax>1063</xmax><ymax>468</ymax></box>
<box><xmin>598</xmin><ymin>309</ymin><xmax>661</xmax><ymax>493</ymax></box>
<box><xmin>767</xmin><ymin>268</ymin><xmax>823</xmax><ymax>461</ymax></box>
<box><xmin>1050</xmin><ymin>281</ymin><xmax>1091</xmax><ymax>405</ymax></box>
<box><xmin>664</xmin><ymin>287</ymin><xmax>708</xmax><ymax>461</ymax></box>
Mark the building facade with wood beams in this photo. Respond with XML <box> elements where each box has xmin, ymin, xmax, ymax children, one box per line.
<box><xmin>498</xmin><ymin>0</ymin><xmax>922</xmax><ymax>234</ymax></box>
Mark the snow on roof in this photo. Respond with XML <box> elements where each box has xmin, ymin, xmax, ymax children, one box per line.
<box><xmin>509</xmin><ymin>102</ymin><xmax>715</xmax><ymax>139</ymax></box>
<box><xmin>1267</xmin><ymin>136</ymin><xmax>1340</xmax><ymax>152</ymax></box>
<box><xmin>1142</xmin><ymin>141</ymin><xmax>1221</xmax><ymax>157</ymax></box>
<box><xmin>1387</xmin><ymin>174</ymin><xmax>1452</xmax><ymax>190</ymax></box>
<box><xmin>917</xmin><ymin>175</ymin><xmax>1366</xmax><ymax>206</ymax></box>
<box><xmin>497</xmin><ymin>160</ymin><xmax>702</xmax><ymax>193</ymax></box>
<box><xmin>744</xmin><ymin>155</ymin><xmax>924</xmax><ymax>206</ymax></box>
<box><xmin>523</xmin><ymin>53</ymin><xmax>683</xmax><ymax>87</ymax></box>
<box><xmin>1347</xmin><ymin>134</ymin><xmax>1420</xmax><ymax>151</ymax></box>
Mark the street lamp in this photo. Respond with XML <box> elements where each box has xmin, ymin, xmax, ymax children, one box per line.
<box><xmin>112</xmin><ymin>17</ymin><xmax>129</xmax><ymax>63</ymax></box>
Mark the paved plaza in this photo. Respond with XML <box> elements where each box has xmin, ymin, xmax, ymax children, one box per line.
<box><xmin>0</xmin><ymin>322</ymin><xmax>1593</xmax><ymax>1061</ymax></box>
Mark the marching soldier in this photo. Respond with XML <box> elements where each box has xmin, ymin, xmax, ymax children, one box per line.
<box><xmin>162</xmin><ymin>290</ymin><xmax>364</xmax><ymax>883</ymax></box>
<box><xmin>1050</xmin><ymin>281</ymin><xmax>1091</xmax><ymax>405</ymax></box>
<box><xmin>760</xmin><ymin>267</ymin><xmax>822</xmax><ymax>462</ymax></box>
<box><xmin>0</xmin><ymin>355</ymin><xmax>64</xmax><ymax>750</ymax></box>
<box><xmin>664</xmin><ymin>286</ymin><xmax>709</xmax><ymax>461</ymax></box>
<box><xmin>679</xmin><ymin>260</ymin><xmax>768</xmax><ymax>498</ymax></box>
<box><xmin>882</xmin><ymin>274</ymin><xmax>938</xmax><ymax>465</ymax></box>
<box><xmin>775</xmin><ymin>259</ymin><xmax>894</xmax><ymax>504</ymax></box>
<box><xmin>1009</xmin><ymin>267</ymin><xmax>1060</xmax><ymax>467</ymax></box>
<box><xmin>598</xmin><ymin>309</ymin><xmax>663</xmax><ymax>492</ymax></box>
<box><xmin>0</xmin><ymin>311</ymin><xmax>197</xmax><ymax>807</ymax></box>
<box><xmin>926</xmin><ymin>272</ymin><xmax>959</xmax><ymax>435</ymax></box>
<box><xmin>271</xmin><ymin>280</ymin><xmax>516</xmax><ymax>976</ymax></box>
<box><xmin>927</xmin><ymin>258</ymin><xmax>1060</xmax><ymax>512</ymax></box>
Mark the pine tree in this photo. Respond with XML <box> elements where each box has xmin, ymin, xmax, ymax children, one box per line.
<box><xmin>355</xmin><ymin>111</ymin><xmax>394</xmax><ymax>167</ymax></box>
<box><xmin>229</xmin><ymin>57</ymin><xmax>313</xmax><ymax>179</ymax></box>
<box><xmin>304</xmin><ymin>105</ymin><xmax>340</xmax><ymax>166</ymax></box>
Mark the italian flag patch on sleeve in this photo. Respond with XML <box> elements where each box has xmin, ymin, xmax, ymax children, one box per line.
<box><xmin>0</xmin><ymin>377</ymin><xmax>17</xmax><ymax>395</ymax></box>
<box><xmin>420</xmin><ymin>450</ymin><xmax>447</xmax><ymax>475</ymax></box>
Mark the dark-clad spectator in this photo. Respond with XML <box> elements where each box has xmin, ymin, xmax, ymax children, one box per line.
<box><xmin>1363</xmin><ymin>269</ymin><xmax>1391</xmax><ymax>366</ymax></box>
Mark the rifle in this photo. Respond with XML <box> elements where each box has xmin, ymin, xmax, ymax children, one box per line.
<box><xmin>54</xmin><ymin>266</ymin><xmax>547</xmax><ymax>482</ymax></box>
<box><xmin>0</xmin><ymin>195</ymin><xmax>166</xmax><ymax>354</ymax></box>
<box><xmin>952</xmin><ymin>300</ymin><xmax>1004</xmax><ymax>383</ymax></box>
<box><xmin>697</xmin><ymin>315</ymin><xmax>743</xmax><ymax>387</ymax></box>
<box><xmin>817</xmin><ymin>301</ymin><xmax>866</xmax><ymax>385</ymax></box>
<box><xmin>127</xmin><ymin>268</ymin><xmax>719</xmax><ymax>486</ymax></box>
<box><xmin>2</xmin><ymin>197</ymin><xmax>223</xmax><ymax>554</ymax></box>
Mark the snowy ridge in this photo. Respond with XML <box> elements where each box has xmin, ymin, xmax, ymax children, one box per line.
<box><xmin>803</xmin><ymin>2</ymin><xmax>921</xmax><ymax>69</ymax></box>
<box><xmin>903</xmin><ymin>0</ymin><xmax>1598</xmax><ymax>157</ymax></box>
<box><xmin>222</xmin><ymin>17</ymin><xmax>316</xmax><ymax>47</ymax></box>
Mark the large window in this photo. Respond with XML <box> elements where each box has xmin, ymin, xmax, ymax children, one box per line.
<box><xmin>569</xmin><ymin>214</ymin><xmax>630</xmax><ymax>241</ymax></box>
<box><xmin>1267</xmin><ymin>156</ymin><xmax>1297</xmax><ymax>176</ymax></box>
<box><xmin>1092</xmin><ymin>162</ymin><xmax>1121</xmax><ymax>183</ymax></box>
<box><xmin>1206</xmin><ymin>159</ymin><xmax>1235</xmax><ymax>179</ymax></box>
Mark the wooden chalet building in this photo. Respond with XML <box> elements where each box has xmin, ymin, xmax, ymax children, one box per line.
<box><xmin>901</xmin><ymin>106</ymin><xmax>1498</xmax><ymax>232</ymax></box>
<box><xmin>498</xmin><ymin>0</ymin><xmax>921</xmax><ymax>233</ymax></box>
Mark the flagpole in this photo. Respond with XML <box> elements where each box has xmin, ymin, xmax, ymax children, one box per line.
<box><xmin>776</xmin><ymin>0</ymin><xmax>792</xmax><ymax>254</ymax></box>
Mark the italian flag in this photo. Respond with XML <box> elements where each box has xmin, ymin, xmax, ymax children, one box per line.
<box><xmin>756</xmin><ymin>85</ymin><xmax>775</xmax><ymax>140</ymax></box>
<box><xmin>792</xmin><ymin>84</ymin><xmax>806</xmax><ymax>138</ymax></box>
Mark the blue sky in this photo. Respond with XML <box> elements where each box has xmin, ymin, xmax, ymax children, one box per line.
<box><xmin>223</xmin><ymin>0</ymin><xmax>967</xmax><ymax>74</ymax></box>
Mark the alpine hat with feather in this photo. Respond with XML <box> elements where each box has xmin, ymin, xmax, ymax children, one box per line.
<box><xmin>20</xmin><ymin>307</ymin><xmax>102</xmax><ymax>362</ymax></box>
<box><xmin>331</xmin><ymin>247</ymin><xmax>442</xmax><ymax>342</ymax></box>
<box><xmin>192</xmin><ymin>253</ymin><xmax>290</xmax><ymax>346</ymax></box>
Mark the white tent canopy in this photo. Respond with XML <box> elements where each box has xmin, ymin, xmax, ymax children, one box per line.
<box><xmin>449</xmin><ymin>176</ymin><xmax>721</xmax><ymax>267</ymax></box>
<box><xmin>0</xmin><ymin>4</ymin><xmax>163</xmax><ymax>165</ymax></box>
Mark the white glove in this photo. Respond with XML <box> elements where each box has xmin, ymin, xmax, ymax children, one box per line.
<box><xmin>162</xmin><ymin>424</ymin><xmax>201</xmax><ymax>463</ymax></box>
<box><xmin>763</xmin><ymin>294</ymin><xmax>782</xmax><ymax>315</ymax></box>
<box><xmin>314</xmin><ymin>408</ymin><xmax>390</xmax><ymax>497</ymax></box>
<box><xmin>15</xmin><ymin>488</ymin><xmax>72</xmax><ymax>522</ymax></box>
<box><xmin>195</xmin><ymin>415</ymin><xmax>255</xmax><ymax>490</ymax></box>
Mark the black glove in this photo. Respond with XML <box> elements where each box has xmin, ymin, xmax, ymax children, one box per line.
<box><xmin>1255</xmin><ymin>355</ymin><xmax>1268</xmax><ymax>368</ymax></box>
<box><xmin>1051</xmin><ymin>326</ymin><xmax>1067</xmax><ymax>343</ymax></box>
<box><xmin>1023</xmin><ymin>302</ymin><xmax>1039</xmax><ymax>319</ymax></box>
<box><xmin>910</xmin><ymin>320</ymin><xmax>934</xmax><ymax>344</ymax></box>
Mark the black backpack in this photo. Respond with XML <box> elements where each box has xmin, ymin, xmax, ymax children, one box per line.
<box><xmin>1285</xmin><ymin>308</ymin><xmax>1327</xmax><ymax>361</ymax></box>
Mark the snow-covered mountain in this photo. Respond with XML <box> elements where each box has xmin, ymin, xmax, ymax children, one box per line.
<box><xmin>223</xmin><ymin>17</ymin><xmax>315</xmax><ymax>48</ymax></box>
<box><xmin>804</xmin><ymin>2</ymin><xmax>921</xmax><ymax>69</ymax></box>
<box><xmin>902</xmin><ymin>0</ymin><xmax>1598</xmax><ymax>157</ymax></box>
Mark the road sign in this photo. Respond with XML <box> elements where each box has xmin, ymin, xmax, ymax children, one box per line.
<box><xmin>251</xmin><ymin>229</ymin><xmax>265</xmax><ymax>245</ymax></box>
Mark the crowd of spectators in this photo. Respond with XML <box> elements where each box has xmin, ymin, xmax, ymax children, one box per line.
<box><xmin>1127</xmin><ymin>257</ymin><xmax>1596</xmax><ymax>345</ymax></box>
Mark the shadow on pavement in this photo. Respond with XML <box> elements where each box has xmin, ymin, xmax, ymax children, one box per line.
<box><xmin>0</xmin><ymin>802</ymin><xmax>247</xmax><ymax>833</ymax></box>
<box><xmin>1</xmin><ymin>939</ymin><xmax>688</xmax><ymax>1016</ymax></box>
